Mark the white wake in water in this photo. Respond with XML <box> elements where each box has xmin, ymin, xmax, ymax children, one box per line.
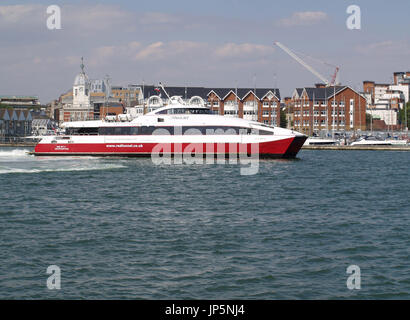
<box><xmin>0</xmin><ymin>148</ymin><xmax>127</xmax><ymax>174</ymax></box>
<box><xmin>0</xmin><ymin>149</ymin><xmax>32</xmax><ymax>158</ymax></box>
<box><xmin>0</xmin><ymin>164</ymin><xmax>127</xmax><ymax>175</ymax></box>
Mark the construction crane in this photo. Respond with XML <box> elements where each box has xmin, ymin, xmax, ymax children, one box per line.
<box><xmin>274</xmin><ymin>41</ymin><xmax>340</xmax><ymax>86</ymax></box>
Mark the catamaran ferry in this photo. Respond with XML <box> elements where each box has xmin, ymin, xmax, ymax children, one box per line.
<box><xmin>33</xmin><ymin>101</ymin><xmax>307</xmax><ymax>158</ymax></box>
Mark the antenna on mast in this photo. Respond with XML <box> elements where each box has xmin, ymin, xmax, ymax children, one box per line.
<box><xmin>80</xmin><ymin>57</ymin><xmax>85</xmax><ymax>74</ymax></box>
<box><xmin>158</xmin><ymin>82</ymin><xmax>171</xmax><ymax>101</ymax></box>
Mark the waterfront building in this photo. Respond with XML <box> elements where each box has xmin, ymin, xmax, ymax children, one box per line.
<box><xmin>60</xmin><ymin>59</ymin><xmax>93</xmax><ymax>122</ymax></box>
<box><xmin>90</xmin><ymin>78</ymin><xmax>108</xmax><ymax>94</ymax></box>
<box><xmin>363</xmin><ymin>71</ymin><xmax>410</xmax><ymax>127</ymax></box>
<box><xmin>0</xmin><ymin>108</ymin><xmax>33</xmax><ymax>139</ymax></box>
<box><xmin>289</xmin><ymin>84</ymin><xmax>366</xmax><ymax>135</ymax></box>
<box><xmin>207</xmin><ymin>88</ymin><xmax>281</xmax><ymax>125</ymax></box>
<box><xmin>58</xmin><ymin>59</ymin><xmax>124</xmax><ymax>123</ymax></box>
<box><xmin>0</xmin><ymin>95</ymin><xmax>40</xmax><ymax>108</ymax></box>
<box><xmin>0</xmin><ymin>109</ymin><xmax>10</xmax><ymax>137</ymax></box>
<box><xmin>111</xmin><ymin>85</ymin><xmax>141</xmax><ymax>107</ymax></box>
<box><xmin>363</xmin><ymin>81</ymin><xmax>402</xmax><ymax>127</ymax></box>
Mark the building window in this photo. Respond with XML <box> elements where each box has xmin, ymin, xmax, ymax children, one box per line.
<box><xmin>244</xmin><ymin>101</ymin><xmax>256</xmax><ymax>107</ymax></box>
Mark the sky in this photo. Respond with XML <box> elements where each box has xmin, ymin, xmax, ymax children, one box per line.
<box><xmin>1</xmin><ymin>0</ymin><xmax>410</xmax><ymax>103</ymax></box>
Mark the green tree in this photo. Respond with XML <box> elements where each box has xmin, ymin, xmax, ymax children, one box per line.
<box><xmin>366</xmin><ymin>113</ymin><xmax>373</xmax><ymax>130</ymax></box>
<box><xmin>280</xmin><ymin>108</ymin><xmax>287</xmax><ymax>128</ymax></box>
<box><xmin>398</xmin><ymin>102</ymin><xmax>410</xmax><ymax>128</ymax></box>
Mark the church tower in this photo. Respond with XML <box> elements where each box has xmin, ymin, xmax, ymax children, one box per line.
<box><xmin>73</xmin><ymin>57</ymin><xmax>91</xmax><ymax>112</ymax></box>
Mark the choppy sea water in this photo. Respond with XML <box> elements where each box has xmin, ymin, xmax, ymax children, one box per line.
<box><xmin>0</xmin><ymin>147</ymin><xmax>409</xmax><ymax>299</ymax></box>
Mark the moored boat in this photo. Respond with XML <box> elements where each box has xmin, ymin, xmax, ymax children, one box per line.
<box><xmin>304</xmin><ymin>137</ymin><xmax>338</xmax><ymax>146</ymax></box>
<box><xmin>350</xmin><ymin>136</ymin><xmax>392</xmax><ymax>146</ymax></box>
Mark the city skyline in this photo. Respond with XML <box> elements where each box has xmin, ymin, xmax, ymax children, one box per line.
<box><xmin>1</xmin><ymin>0</ymin><xmax>410</xmax><ymax>103</ymax></box>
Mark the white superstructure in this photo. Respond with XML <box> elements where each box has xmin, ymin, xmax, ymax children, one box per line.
<box><xmin>35</xmin><ymin>101</ymin><xmax>307</xmax><ymax>158</ymax></box>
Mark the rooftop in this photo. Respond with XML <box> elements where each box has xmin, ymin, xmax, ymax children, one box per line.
<box><xmin>140</xmin><ymin>85</ymin><xmax>281</xmax><ymax>100</ymax></box>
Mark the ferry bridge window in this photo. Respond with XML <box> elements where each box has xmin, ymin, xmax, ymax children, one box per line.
<box><xmin>155</xmin><ymin>108</ymin><xmax>213</xmax><ymax>115</ymax></box>
<box><xmin>172</xmin><ymin>108</ymin><xmax>189</xmax><ymax>114</ymax></box>
<box><xmin>98</xmin><ymin>127</ymin><xmax>139</xmax><ymax>135</ymax></box>
<box><xmin>187</xmin><ymin>108</ymin><xmax>211</xmax><ymax>114</ymax></box>
<box><xmin>141</xmin><ymin>126</ymin><xmax>174</xmax><ymax>135</ymax></box>
<box><xmin>78</xmin><ymin>127</ymin><xmax>99</xmax><ymax>135</ymax></box>
<box><xmin>165</xmin><ymin>108</ymin><xmax>212</xmax><ymax>115</ymax></box>
<box><xmin>180</xmin><ymin>126</ymin><xmax>243</xmax><ymax>135</ymax></box>
<box><xmin>66</xmin><ymin>127</ymin><xmax>99</xmax><ymax>135</ymax></box>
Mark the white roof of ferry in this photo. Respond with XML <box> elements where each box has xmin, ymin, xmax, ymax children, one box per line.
<box><xmin>61</xmin><ymin>120</ymin><xmax>102</xmax><ymax>128</ymax></box>
<box><xmin>61</xmin><ymin>102</ymin><xmax>280</xmax><ymax>131</ymax></box>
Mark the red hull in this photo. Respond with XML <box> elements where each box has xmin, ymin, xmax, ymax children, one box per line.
<box><xmin>33</xmin><ymin>136</ymin><xmax>306</xmax><ymax>158</ymax></box>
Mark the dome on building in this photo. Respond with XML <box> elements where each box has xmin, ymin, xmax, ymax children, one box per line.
<box><xmin>74</xmin><ymin>72</ymin><xmax>89</xmax><ymax>86</ymax></box>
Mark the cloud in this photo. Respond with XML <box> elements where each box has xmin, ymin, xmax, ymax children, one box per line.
<box><xmin>90</xmin><ymin>41</ymin><xmax>273</xmax><ymax>65</ymax></box>
<box><xmin>139</xmin><ymin>12</ymin><xmax>181</xmax><ymax>25</ymax></box>
<box><xmin>134</xmin><ymin>42</ymin><xmax>165</xmax><ymax>60</ymax></box>
<box><xmin>213</xmin><ymin>43</ymin><xmax>275</xmax><ymax>59</ymax></box>
<box><xmin>63</xmin><ymin>4</ymin><xmax>132</xmax><ymax>33</ymax></box>
<box><xmin>355</xmin><ymin>41</ymin><xmax>410</xmax><ymax>55</ymax></box>
<box><xmin>0</xmin><ymin>4</ymin><xmax>132</xmax><ymax>33</ymax></box>
<box><xmin>278</xmin><ymin>11</ymin><xmax>328</xmax><ymax>27</ymax></box>
<box><xmin>89</xmin><ymin>42</ymin><xmax>142</xmax><ymax>66</ymax></box>
<box><xmin>0</xmin><ymin>4</ymin><xmax>41</xmax><ymax>24</ymax></box>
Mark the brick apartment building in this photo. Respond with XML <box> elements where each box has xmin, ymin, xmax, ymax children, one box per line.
<box><xmin>288</xmin><ymin>84</ymin><xmax>366</xmax><ymax>134</ymax></box>
<box><xmin>207</xmin><ymin>88</ymin><xmax>281</xmax><ymax>125</ymax></box>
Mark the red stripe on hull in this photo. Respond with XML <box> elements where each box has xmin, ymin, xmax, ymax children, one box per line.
<box><xmin>34</xmin><ymin>137</ymin><xmax>306</xmax><ymax>158</ymax></box>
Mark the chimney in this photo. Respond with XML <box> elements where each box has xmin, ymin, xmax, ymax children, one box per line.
<box><xmin>363</xmin><ymin>81</ymin><xmax>375</xmax><ymax>94</ymax></box>
<box><xmin>315</xmin><ymin>83</ymin><xmax>326</xmax><ymax>88</ymax></box>
<box><xmin>394</xmin><ymin>72</ymin><xmax>405</xmax><ymax>85</ymax></box>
